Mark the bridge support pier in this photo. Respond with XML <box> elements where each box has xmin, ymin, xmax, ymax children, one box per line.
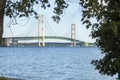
<box><xmin>83</xmin><ymin>42</ymin><xmax>88</xmax><ymax>47</ymax></box>
<box><xmin>4</xmin><ymin>38</ymin><xmax>10</xmax><ymax>47</ymax></box>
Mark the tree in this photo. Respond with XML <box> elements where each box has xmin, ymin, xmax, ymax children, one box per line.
<box><xmin>0</xmin><ymin>0</ymin><xmax>68</xmax><ymax>46</ymax></box>
<box><xmin>79</xmin><ymin>0</ymin><xmax>120</xmax><ymax>79</ymax></box>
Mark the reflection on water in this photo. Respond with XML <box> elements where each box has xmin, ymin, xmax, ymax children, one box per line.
<box><xmin>0</xmin><ymin>47</ymin><xmax>115</xmax><ymax>80</ymax></box>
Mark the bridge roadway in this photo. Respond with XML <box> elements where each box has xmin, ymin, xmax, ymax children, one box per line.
<box><xmin>4</xmin><ymin>36</ymin><xmax>95</xmax><ymax>46</ymax></box>
<box><xmin>6</xmin><ymin>36</ymin><xmax>83</xmax><ymax>43</ymax></box>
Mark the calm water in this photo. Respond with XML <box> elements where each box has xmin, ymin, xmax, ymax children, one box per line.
<box><xmin>0</xmin><ymin>47</ymin><xmax>116</xmax><ymax>80</ymax></box>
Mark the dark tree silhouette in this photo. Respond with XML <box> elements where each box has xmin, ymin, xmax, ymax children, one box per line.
<box><xmin>80</xmin><ymin>0</ymin><xmax>120</xmax><ymax>79</ymax></box>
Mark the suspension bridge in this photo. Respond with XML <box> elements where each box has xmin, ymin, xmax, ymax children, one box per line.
<box><xmin>3</xmin><ymin>14</ymin><xmax>95</xmax><ymax>47</ymax></box>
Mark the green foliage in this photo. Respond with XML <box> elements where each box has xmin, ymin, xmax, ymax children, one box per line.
<box><xmin>4</xmin><ymin>0</ymin><xmax>50</xmax><ymax>18</ymax></box>
<box><xmin>3</xmin><ymin>0</ymin><xmax>68</xmax><ymax>22</ymax></box>
<box><xmin>79</xmin><ymin>0</ymin><xmax>120</xmax><ymax>79</ymax></box>
<box><xmin>52</xmin><ymin>0</ymin><xmax>69</xmax><ymax>23</ymax></box>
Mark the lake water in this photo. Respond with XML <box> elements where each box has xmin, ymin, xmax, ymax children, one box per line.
<box><xmin>0</xmin><ymin>47</ymin><xmax>116</xmax><ymax>80</ymax></box>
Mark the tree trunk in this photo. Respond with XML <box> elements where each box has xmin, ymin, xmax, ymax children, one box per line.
<box><xmin>0</xmin><ymin>0</ymin><xmax>6</xmax><ymax>46</ymax></box>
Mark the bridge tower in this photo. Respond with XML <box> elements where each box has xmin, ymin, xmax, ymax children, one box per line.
<box><xmin>71</xmin><ymin>24</ymin><xmax>76</xmax><ymax>47</ymax></box>
<box><xmin>38</xmin><ymin>14</ymin><xmax>45</xmax><ymax>47</ymax></box>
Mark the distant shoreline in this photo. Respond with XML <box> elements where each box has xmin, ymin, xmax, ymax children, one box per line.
<box><xmin>8</xmin><ymin>42</ymin><xmax>96</xmax><ymax>47</ymax></box>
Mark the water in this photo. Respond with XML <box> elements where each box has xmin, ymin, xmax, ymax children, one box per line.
<box><xmin>0</xmin><ymin>47</ymin><xmax>116</xmax><ymax>80</ymax></box>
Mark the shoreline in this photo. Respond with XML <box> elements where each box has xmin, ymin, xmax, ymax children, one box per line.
<box><xmin>0</xmin><ymin>77</ymin><xmax>24</xmax><ymax>80</ymax></box>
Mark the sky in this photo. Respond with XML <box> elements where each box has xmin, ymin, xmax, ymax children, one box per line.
<box><xmin>3</xmin><ymin>0</ymin><xmax>96</xmax><ymax>43</ymax></box>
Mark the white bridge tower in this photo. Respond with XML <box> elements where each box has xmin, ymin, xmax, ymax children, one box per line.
<box><xmin>38</xmin><ymin>14</ymin><xmax>45</xmax><ymax>47</ymax></box>
<box><xmin>71</xmin><ymin>24</ymin><xmax>76</xmax><ymax>47</ymax></box>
